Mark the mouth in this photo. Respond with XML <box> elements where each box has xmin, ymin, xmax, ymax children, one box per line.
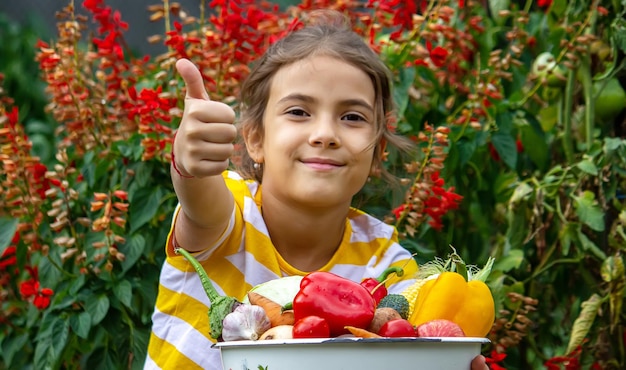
<box><xmin>300</xmin><ymin>157</ymin><xmax>344</xmax><ymax>170</ymax></box>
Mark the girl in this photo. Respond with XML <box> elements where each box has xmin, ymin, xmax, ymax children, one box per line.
<box><xmin>145</xmin><ymin>10</ymin><xmax>488</xmax><ymax>370</ymax></box>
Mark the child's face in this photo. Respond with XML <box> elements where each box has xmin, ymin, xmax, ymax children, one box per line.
<box><xmin>251</xmin><ymin>55</ymin><xmax>377</xmax><ymax>208</ymax></box>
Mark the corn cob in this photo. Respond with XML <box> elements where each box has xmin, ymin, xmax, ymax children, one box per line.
<box><xmin>400</xmin><ymin>278</ymin><xmax>429</xmax><ymax>318</ymax></box>
<box><xmin>400</xmin><ymin>257</ymin><xmax>448</xmax><ymax>317</ymax></box>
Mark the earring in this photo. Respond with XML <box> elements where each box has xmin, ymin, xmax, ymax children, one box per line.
<box><xmin>253</xmin><ymin>162</ymin><xmax>260</xmax><ymax>169</ymax></box>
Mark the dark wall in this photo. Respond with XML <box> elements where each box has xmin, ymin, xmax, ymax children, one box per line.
<box><xmin>0</xmin><ymin>0</ymin><xmax>298</xmax><ymax>56</ymax></box>
<box><xmin>0</xmin><ymin>0</ymin><xmax>207</xmax><ymax>55</ymax></box>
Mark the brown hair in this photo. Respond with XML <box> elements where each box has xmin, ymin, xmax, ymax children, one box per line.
<box><xmin>236</xmin><ymin>9</ymin><xmax>413</xmax><ymax>183</ymax></box>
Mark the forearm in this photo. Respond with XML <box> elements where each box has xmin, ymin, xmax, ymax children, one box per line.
<box><xmin>171</xmin><ymin>166</ymin><xmax>234</xmax><ymax>251</ymax></box>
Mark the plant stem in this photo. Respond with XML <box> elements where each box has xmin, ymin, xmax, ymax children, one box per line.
<box><xmin>561</xmin><ymin>70</ymin><xmax>576</xmax><ymax>164</ymax></box>
<box><xmin>524</xmin><ymin>257</ymin><xmax>582</xmax><ymax>284</ymax></box>
<box><xmin>581</xmin><ymin>1</ymin><xmax>599</xmax><ymax>150</ymax></box>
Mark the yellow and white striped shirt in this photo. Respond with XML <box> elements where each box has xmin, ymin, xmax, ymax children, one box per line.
<box><xmin>145</xmin><ymin>171</ymin><xmax>418</xmax><ymax>370</ymax></box>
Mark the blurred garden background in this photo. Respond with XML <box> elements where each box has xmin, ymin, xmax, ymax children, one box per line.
<box><xmin>0</xmin><ymin>0</ymin><xmax>625</xmax><ymax>369</ymax></box>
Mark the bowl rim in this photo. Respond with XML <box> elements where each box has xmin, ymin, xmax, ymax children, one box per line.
<box><xmin>213</xmin><ymin>336</ymin><xmax>491</xmax><ymax>348</ymax></box>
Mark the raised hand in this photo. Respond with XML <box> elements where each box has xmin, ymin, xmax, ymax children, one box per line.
<box><xmin>172</xmin><ymin>58</ymin><xmax>237</xmax><ymax>178</ymax></box>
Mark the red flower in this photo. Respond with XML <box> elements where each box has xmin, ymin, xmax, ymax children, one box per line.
<box><xmin>424</xmin><ymin>172</ymin><xmax>463</xmax><ymax>231</ymax></box>
<box><xmin>425</xmin><ymin>41</ymin><xmax>449</xmax><ymax>68</ymax></box>
<box><xmin>392</xmin><ymin>204</ymin><xmax>408</xmax><ymax>219</ymax></box>
<box><xmin>0</xmin><ymin>246</ymin><xmax>17</xmax><ymax>270</ymax></box>
<box><xmin>20</xmin><ymin>278</ymin><xmax>40</xmax><ymax>297</ymax></box>
<box><xmin>33</xmin><ymin>288</ymin><xmax>54</xmax><ymax>310</ymax></box>
<box><xmin>537</xmin><ymin>0</ymin><xmax>551</xmax><ymax>7</ymax></box>
<box><xmin>19</xmin><ymin>267</ymin><xmax>54</xmax><ymax>310</ymax></box>
<box><xmin>485</xmin><ymin>350</ymin><xmax>507</xmax><ymax>370</ymax></box>
<box><xmin>544</xmin><ymin>345</ymin><xmax>583</xmax><ymax>370</ymax></box>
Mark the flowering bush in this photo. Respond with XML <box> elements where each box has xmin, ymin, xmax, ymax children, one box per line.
<box><xmin>1</xmin><ymin>0</ymin><xmax>625</xmax><ymax>369</ymax></box>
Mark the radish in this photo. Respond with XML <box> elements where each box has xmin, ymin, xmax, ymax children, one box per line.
<box><xmin>415</xmin><ymin>319</ymin><xmax>465</xmax><ymax>337</ymax></box>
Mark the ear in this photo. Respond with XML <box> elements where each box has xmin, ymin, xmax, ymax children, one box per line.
<box><xmin>243</xmin><ymin>124</ymin><xmax>265</xmax><ymax>163</ymax></box>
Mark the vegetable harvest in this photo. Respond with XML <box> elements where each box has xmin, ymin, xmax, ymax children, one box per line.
<box><xmin>179</xmin><ymin>243</ymin><xmax>496</xmax><ymax>343</ymax></box>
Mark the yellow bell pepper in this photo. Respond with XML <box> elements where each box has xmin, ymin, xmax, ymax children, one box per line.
<box><xmin>408</xmin><ymin>271</ymin><xmax>495</xmax><ymax>337</ymax></box>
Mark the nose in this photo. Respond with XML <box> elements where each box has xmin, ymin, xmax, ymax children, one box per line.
<box><xmin>308</xmin><ymin>116</ymin><xmax>341</xmax><ymax>148</ymax></box>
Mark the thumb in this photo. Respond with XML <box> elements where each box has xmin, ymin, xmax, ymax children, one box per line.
<box><xmin>176</xmin><ymin>58</ymin><xmax>210</xmax><ymax>100</ymax></box>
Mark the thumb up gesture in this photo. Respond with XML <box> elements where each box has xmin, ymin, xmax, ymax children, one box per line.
<box><xmin>172</xmin><ymin>59</ymin><xmax>237</xmax><ymax>178</ymax></box>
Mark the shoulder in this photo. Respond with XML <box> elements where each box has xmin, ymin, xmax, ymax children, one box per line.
<box><xmin>223</xmin><ymin>170</ymin><xmax>261</xmax><ymax>202</ymax></box>
<box><xmin>347</xmin><ymin>207</ymin><xmax>397</xmax><ymax>242</ymax></box>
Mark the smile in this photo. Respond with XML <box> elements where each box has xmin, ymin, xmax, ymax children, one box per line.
<box><xmin>300</xmin><ymin>157</ymin><xmax>344</xmax><ymax>170</ymax></box>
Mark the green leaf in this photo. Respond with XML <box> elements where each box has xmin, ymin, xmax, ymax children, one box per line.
<box><xmin>573</xmin><ymin>191</ymin><xmax>605</xmax><ymax>232</ymax></box>
<box><xmin>34</xmin><ymin>314</ymin><xmax>69</xmax><ymax>370</ymax></box>
<box><xmin>129</xmin><ymin>188</ymin><xmax>162</xmax><ymax>233</ymax></box>
<box><xmin>86</xmin><ymin>295</ymin><xmax>110</xmax><ymax>326</ymax></box>
<box><xmin>70</xmin><ymin>311</ymin><xmax>92</xmax><ymax>339</ymax></box>
<box><xmin>493</xmin><ymin>249</ymin><xmax>524</xmax><ymax>272</ymax></box>
<box><xmin>120</xmin><ymin>234</ymin><xmax>146</xmax><ymax>273</ymax></box>
<box><xmin>510</xmin><ymin>182</ymin><xmax>533</xmax><ymax>204</ymax></box>
<box><xmin>1</xmin><ymin>331</ymin><xmax>29</xmax><ymax>367</ymax></box>
<box><xmin>601</xmin><ymin>255</ymin><xmax>625</xmax><ymax>330</ymax></box>
<box><xmin>577</xmin><ymin>227</ymin><xmax>607</xmax><ymax>260</ymax></box>
<box><xmin>393</xmin><ymin>66</ymin><xmax>416</xmax><ymax>117</ymax></box>
<box><xmin>130</xmin><ymin>327</ymin><xmax>151</xmax><ymax>370</ymax></box>
<box><xmin>0</xmin><ymin>217</ymin><xmax>18</xmax><ymax>255</ymax></box>
<box><xmin>454</xmin><ymin>138</ymin><xmax>478</xmax><ymax>167</ymax></box>
<box><xmin>575</xmin><ymin>158</ymin><xmax>598</xmax><ymax>176</ymax></box>
<box><xmin>505</xmin><ymin>205</ymin><xmax>529</xmax><ymax>250</ymax></box>
<box><xmin>488</xmin><ymin>0</ymin><xmax>511</xmax><ymax>25</ymax></box>
<box><xmin>491</xmin><ymin>132</ymin><xmax>518</xmax><ymax>169</ymax></box>
<box><xmin>566</xmin><ymin>294</ymin><xmax>603</xmax><ymax>354</ymax></box>
<box><xmin>133</xmin><ymin>161</ymin><xmax>154</xmax><ymax>187</ymax></box>
<box><xmin>559</xmin><ymin>223</ymin><xmax>578</xmax><ymax>256</ymax></box>
<box><xmin>519</xmin><ymin>118</ymin><xmax>549</xmax><ymax>171</ymax></box>
<box><xmin>613</xmin><ymin>18</ymin><xmax>626</xmax><ymax>52</ymax></box>
<box><xmin>603</xmin><ymin>137</ymin><xmax>623</xmax><ymax>153</ymax></box>
<box><xmin>113</xmin><ymin>279</ymin><xmax>133</xmax><ymax>308</ymax></box>
<box><xmin>39</xmin><ymin>252</ymin><xmax>63</xmax><ymax>288</ymax></box>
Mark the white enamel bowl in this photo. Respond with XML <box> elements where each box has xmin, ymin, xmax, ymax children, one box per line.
<box><xmin>214</xmin><ymin>336</ymin><xmax>490</xmax><ymax>370</ymax></box>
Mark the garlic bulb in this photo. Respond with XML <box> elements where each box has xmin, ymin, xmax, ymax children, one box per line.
<box><xmin>221</xmin><ymin>304</ymin><xmax>271</xmax><ymax>341</ymax></box>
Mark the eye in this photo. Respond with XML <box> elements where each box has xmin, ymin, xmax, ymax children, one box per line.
<box><xmin>342</xmin><ymin>113</ymin><xmax>367</xmax><ymax>122</ymax></box>
<box><xmin>286</xmin><ymin>108</ymin><xmax>309</xmax><ymax>117</ymax></box>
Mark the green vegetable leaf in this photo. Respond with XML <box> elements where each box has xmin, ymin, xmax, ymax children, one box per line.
<box><xmin>176</xmin><ymin>248</ymin><xmax>240</xmax><ymax>339</ymax></box>
<box><xmin>573</xmin><ymin>191</ymin><xmax>605</xmax><ymax>232</ymax></box>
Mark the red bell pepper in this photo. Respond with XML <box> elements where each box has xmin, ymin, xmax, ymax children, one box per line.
<box><xmin>293</xmin><ymin>271</ymin><xmax>376</xmax><ymax>337</ymax></box>
<box><xmin>293</xmin><ymin>315</ymin><xmax>330</xmax><ymax>339</ymax></box>
<box><xmin>360</xmin><ymin>266</ymin><xmax>404</xmax><ymax>305</ymax></box>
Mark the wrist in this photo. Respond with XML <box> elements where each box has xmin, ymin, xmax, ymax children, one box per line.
<box><xmin>171</xmin><ymin>131</ymin><xmax>195</xmax><ymax>179</ymax></box>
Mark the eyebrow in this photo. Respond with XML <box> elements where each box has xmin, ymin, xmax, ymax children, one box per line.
<box><xmin>276</xmin><ymin>93</ymin><xmax>374</xmax><ymax>112</ymax></box>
